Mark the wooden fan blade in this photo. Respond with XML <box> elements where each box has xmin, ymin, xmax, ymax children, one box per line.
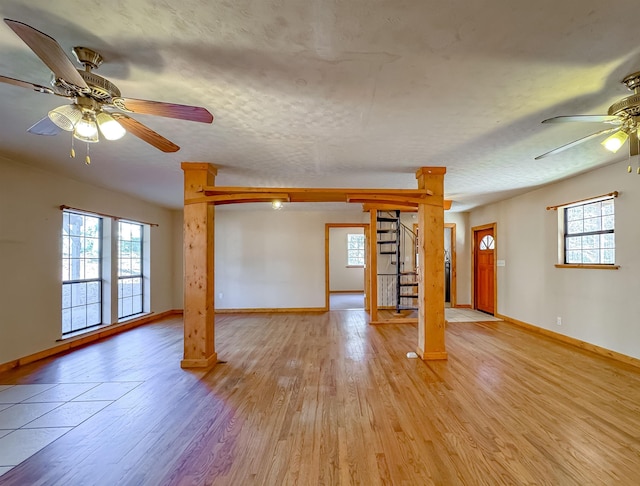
<box><xmin>4</xmin><ymin>19</ymin><xmax>88</xmax><ymax>89</ymax></box>
<box><xmin>535</xmin><ymin>127</ymin><xmax>620</xmax><ymax>160</ymax></box>
<box><xmin>27</xmin><ymin>116</ymin><xmax>62</xmax><ymax>136</ymax></box>
<box><xmin>113</xmin><ymin>97</ymin><xmax>213</xmax><ymax>123</ymax></box>
<box><xmin>111</xmin><ymin>113</ymin><xmax>180</xmax><ymax>152</ymax></box>
<box><xmin>542</xmin><ymin>115</ymin><xmax>623</xmax><ymax>125</ymax></box>
<box><xmin>0</xmin><ymin>74</ymin><xmax>54</xmax><ymax>94</ymax></box>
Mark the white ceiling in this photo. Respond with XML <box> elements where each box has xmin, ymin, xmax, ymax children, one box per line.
<box><xmin>1</xmin><ymin>1</ymin><xmax>640</xmax><ymax>211</ymax></box>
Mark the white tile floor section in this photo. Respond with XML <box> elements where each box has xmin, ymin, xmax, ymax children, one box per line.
<box><xmin>0</xmin><ymin>382</ymin><xmax>142</xmax><ymax>477</ymax></box>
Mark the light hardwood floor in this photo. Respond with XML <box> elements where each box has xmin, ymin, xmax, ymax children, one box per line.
<box><xmin>1</xmin><ymin>311</ymin><xmax>640</xmax><ymax>485</ymax></box>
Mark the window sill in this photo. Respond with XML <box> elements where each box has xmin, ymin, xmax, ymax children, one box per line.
<box><xmin>346</xmin><ymin>265</ymin><xmax>364</xmax><ymax>268</ymax></box>
<box><xmin>555</xmin><ymin>264</ymin><xmax>619</xmax><ymax>270</ymax></box>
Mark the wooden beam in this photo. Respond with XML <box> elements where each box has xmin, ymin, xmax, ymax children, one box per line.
<box><xmin>181</xmin><ymin>162</ymin><xmax>218</xmax><ymax>369</ymax></box>
<box><xmin>415</xmin><ymin>167</ymin><xmax>448</xmax><ymax>360</ymax></box>
<box><xmin>197</xmin><ymin>186</ymin><xmax>432</xmax><ymax>204</ymax></box>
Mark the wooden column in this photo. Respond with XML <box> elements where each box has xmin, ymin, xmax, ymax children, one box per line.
<box><xmin>369</xmin><ymin>209</ymin><xmax>378</xmax><ymax>322</ymax></box>
<box><xmin>416</xmin><ymin>167</ymin><xmax>448</xmax><ymax>360</ymax></box>
<box><xmin>181</xmin><ymin>162</ymin><xmax>218</xmax><ymax>368</ymax></box>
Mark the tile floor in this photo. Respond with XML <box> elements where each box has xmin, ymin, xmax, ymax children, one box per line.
<box><xmin>0</xmin><ymin>381</ymin><xmax>142</xmax><ymax>477</ymax></box>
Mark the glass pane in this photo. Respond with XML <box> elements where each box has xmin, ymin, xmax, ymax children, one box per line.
<box><xmin>567</xmin><ymin>220</ymin><xmax>583</xmax><ymax>235</ymax></box>
<box><xmin>602</xmin><ymin>215</ymin><xmax>614</xmax><ymax>231</ymax></box>
<box><xmin>71</xmin><ymin>282</ymin><xmax>86</xmax><ymax>307</ymax></box>
<box><xmin>62</xmin><ymin>308</ymin><xmax>71</xmax><ymax>334</ymax></box>
<box><xmin>132</xmin><ymin>297</ymin><xmax>143</xmax><ymax>315</ymax></box>
<box><xmin>601</xmin><ymin>233</ymin><xmax>615</xmax><ymax>249</ymax></box>
<box><xmin>62</xmin><ymin>259</ymin><xmax>70</xmax><ymax>281</ymax></box>
<box><xmin>120</xmin><ymin>259</ymin><xmax>132</xmax><ymax>276</ymax></box>
<box><xmin>119</xmin><ymin>240</ymin><xmax>131</xmax><ymax>258</ymax></box>
<box><xmin>85</xmin><ymin>259</ymin><xmax>100</xmax><ymax>279</ymax></box>
<box><xmin>119</xmin><ymin>222</ymin><xmax>131</xmax><ymax>240</ymax></box>
<box><xmin>131</xmin><ymin>259</ymin><xmax>141</xmax><ymax>275</ymax></box>
<box><xmin>132</xmin><ymin>278</ymin><xmax>142</xmax><ymax>297</ymax></box>
<box><xmin>84</xmin><ymin>237</ymin><xmax>100</xmax><ymax>258</ymax></box>
<box><xmin>84</xmin><ymin>216</ymin><xmax>100</xmax><ymax>237</ymax></box>
<box><xmin>62</xmin><ymin>235</ymin><xmax>71</xmax><ymax>258</ymax></box>
<box><xmin>131</xmin><ymin>241</ymin><xmax>141</xmax><ymax>258</ymax></box>
<box><xmin>566</xmin><ymin>250</ymin><xmax>582</xmax><ymax>264</ymax></box>
<box><xmin>122</xmin><ymin>297</ymin><xmax>133</xmax><ymax>317</ymax></box>
<box><xmin>583</xmin><ymin>249</ymin><xmax>599</xmax><ymax>264</ymax></box>
<box><xmin>566</xmin><ymin>206</ymin><xmax>583</xmax><ymax>221</ymax></box>
<box><xmin>130</xmin><ymin>224</ymin><xmax>141</xmax><ymax>240</ymax></box>
<box><xmin>62</xmin><ymin>284</ymin><xmax>71</xmax><ymax>308</ymax></box>
<box><xmin>69</xmin><ymin>214</ymin><xmax>84</xmax><ymax>235</ymax></box>
<box><xmin>565</xmin><ymin>236</ymin><xmax>581</xmax><ymax>250</ymax></box>
<box><xmin>86</xmin><ymin>281</ymin><xmax>100</xmax><ymax>304</ymax></box>
<box><xmin>581</xmin><ymin>235</ymin><xmax>598</xmax><ymax>250</ymax></box>
<box><xmin>86</xmin><ymin>303</ymin><xmax>101</xmax><ymax>326</ymax></box>
<box><xmin>71</xmin><ymin>307</ymin><xmax>86</xmax><ymax>331</ymax></box>
<box><xmin>583</xmin><ymin>217</ymin><xmax>601</xmax><ymax>233</ymax></box>
<box><xmin>601</xmin><ymin>200</ymin><xmax>614</xmax><ymax>216</ymax></box>
<box><xmin>601</xmin><ymin>249</ymin><xmax>615</xmax><ymax>264</ymax></box>
<box><xmin>583</xmin><ymin>202</ymin><xmax>600</xmax><ymax>218</ymax></box>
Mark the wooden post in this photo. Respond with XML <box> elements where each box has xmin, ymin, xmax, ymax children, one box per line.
<box><xmin>415</xmin><ymin>167</ymin><xmax>447</xmax><ymax>360</ymax></box>
<box><xmin>181</xmin><ymin>162</ymin><xmax>218</xmax><ymax>368</ymax></box>
<box><xmin>369</xmin><ymin>209</ymin><xmax>378</xmax><ymax>322</ymax></box>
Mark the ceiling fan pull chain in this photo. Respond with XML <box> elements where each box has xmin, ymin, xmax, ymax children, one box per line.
<box><xmin>85</xmin><ymin>143</ymin><xmax>91</xmax><ymax>165</ymax></box>
<box><xmin>70</xmin><ymin>134</ymin><xmax>75</xmax><ymax>159</ymax></box>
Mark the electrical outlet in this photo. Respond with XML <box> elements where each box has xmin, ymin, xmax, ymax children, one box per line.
<box><xmin>556</xmin><ymin>316</ymin><xmax>562</xmax><ymax>326</ymax></box>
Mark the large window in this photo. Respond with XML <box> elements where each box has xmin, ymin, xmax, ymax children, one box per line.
<box><xmin>61</xmin><ymin>210</ymin><xmax>149</xmax><ymax>336</ymax></box>
<box><xmin>563</xmin><ymin>197</ymin><xmax>615</xmax><ymax>265</ymax></box>
<box><xmin>62</xmin><ymin>211</ymin><xmax>102</xmax><ymax>334</ymax></box>
<box><xmin>347</xmin><ymin>233</ymin><xmax>365</xmax><ymax>266</ymax></box>
<box><xmin>118</xmin><ymin>221</ymin><xmax>143</xmax><ymax>319</ymax></box>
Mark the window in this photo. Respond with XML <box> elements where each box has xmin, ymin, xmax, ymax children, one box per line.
<box><xmin>62</xmin><ymin>211</ymin><xmax>102</xmax><ymax>334</ymax></box>
<box><xmin>347</xmin><ymin>233</ymin><xmax>365</xmax><ymax>266</ymax></box>
<box><xmin>61</xmin><ymin>210</ymin><xmax>149</xmax><ymax>336</ymax></box>
<box><xmin>563</xmin><ymin>197</ymin><xmax>615</xmax><ymax>264</ymax></box>
<box><xmin>118</xmin><ymin>221</ymin><xmax>144</xmax><ymax>319</ymax></box>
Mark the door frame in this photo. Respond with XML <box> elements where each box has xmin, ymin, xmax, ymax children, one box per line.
<box><xmin>325</xmin><ymin>223</ymin><xmax>370</xmax><ymax>311</ymax></box>
<box><xmin>471</xmin><ymin>222</ymin><xmax>497</xmax><ymax>313</ymax></box>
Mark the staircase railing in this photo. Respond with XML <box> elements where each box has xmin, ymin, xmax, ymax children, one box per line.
<box><xmin>376</xmin><ymin>211</ymin><xmax>419</xmax><ymax>313</ymax></box>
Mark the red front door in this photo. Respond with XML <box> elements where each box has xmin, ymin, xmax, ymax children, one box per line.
<box><xmin>474</xmin><ymin>228</ymin><xmax>495</xmax><ymax>315</ymax></box>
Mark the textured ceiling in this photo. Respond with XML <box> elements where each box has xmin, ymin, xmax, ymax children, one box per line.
<box><xmin>1</xmin><ymin>1</ymin><xmax>640</xmax><ymax>211</ymax></box>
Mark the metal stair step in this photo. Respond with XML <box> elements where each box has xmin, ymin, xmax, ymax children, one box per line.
<box><xmin>376</xmin><ymin>217</ymin><xmax>399</xmax><ymax>222</ymax></box>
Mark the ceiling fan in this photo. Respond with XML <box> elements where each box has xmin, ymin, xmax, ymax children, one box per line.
<box><xmin>536</xmin><ymin>71</ymin><xmax>640</xmax><ymax>172</ymax></box>
<box><xmin>0</xmin><ymin>19</ymin><xmax>213</xmax><ymax>162</ymax></box>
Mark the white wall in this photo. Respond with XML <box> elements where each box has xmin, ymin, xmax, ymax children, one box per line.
<box><xmin>469</xmin><ymin>159</ymin><xmax>640</xmax><ymax>359</ymax></box>
<box><xmin>213</xmin><ymin>207</ymin><xmax>367</xmax><ymax>309</ymax></box>
<box><xmin>0</xmin><ymin>156</ymin><xmax>177</xmax><ymax>364</ymax></box>
<box><xmin>329</xmin><ymin>227</ymin><xmax>364</xmax><ymax>292</ymax></box>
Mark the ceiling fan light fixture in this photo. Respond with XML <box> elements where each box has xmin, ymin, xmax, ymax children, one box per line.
<box><xmin>96</xmin><ymin>112</ymin><xmax>126</xmax><ymax>140</ymax></box>
<box><xmin>73</xmin><ymin>112</ymin><xmax>99</xmax><ymax>143</ymax></box>
<box><xmin>48</xmin><ymin>104</ymin><xmax>82</xmax><ymax>131</ymax></box>
<box><xmin>601</xmin><ymin>130</ymin><xmax>629</xmax><ymax>153</ymax></box>
<box><xmin>272</xmin><ymin>200</ymin><xmax>284</xmax><ymax>210</ymax></box>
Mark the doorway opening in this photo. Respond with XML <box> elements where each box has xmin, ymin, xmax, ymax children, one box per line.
<box><xmin>326</xmin><ymin>224</ymin><xmax>369</xmax><ymax>310</ymax></box>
